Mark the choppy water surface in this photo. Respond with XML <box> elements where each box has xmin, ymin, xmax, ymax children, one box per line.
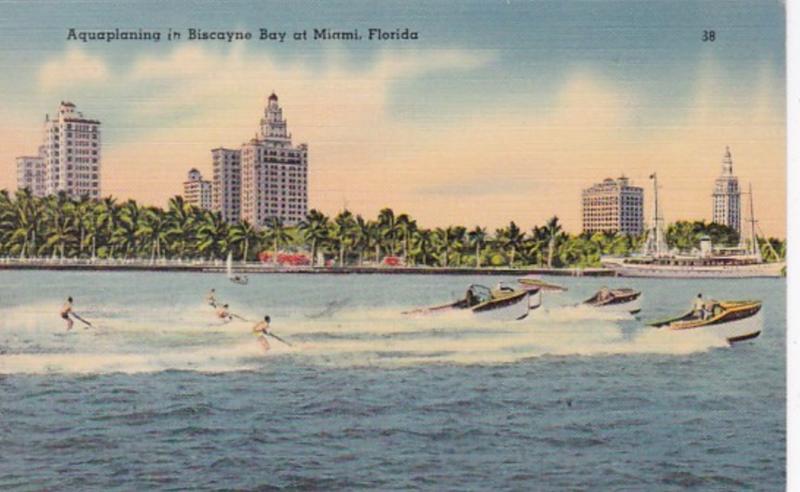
<box><xmin>0</xmin><ymin>271</ymin><xmax>785</xmax><ymax>490</ymax></box>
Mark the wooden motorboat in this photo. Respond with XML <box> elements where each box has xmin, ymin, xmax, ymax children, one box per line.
<box><xmin>404</xmin><ymin>283</ymin><xmax>530</xmax><ymax>321</ymax></box>
<box><xmin>650</xmin><ymin>300</ymin><xmax>762</xmax><ymax>343</ymax></box>
<box><xmin>583</xmin><ymin>287</ymin><xmax>642</xmax><ymax>314</ymax></box>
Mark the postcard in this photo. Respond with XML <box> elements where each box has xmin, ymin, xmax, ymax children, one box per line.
<box><xmin>0</xmin><ymin>1</ymin><xmax>789</xmax><ymax>489</ymax></box>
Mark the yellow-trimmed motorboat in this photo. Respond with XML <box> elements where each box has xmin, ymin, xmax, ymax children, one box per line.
<box><xmin>649</xmin><ymin>300</ymin><xmax>763</xmax><ymax>343</ymax></box>
<box><xmin>404</xmin><ymin>283</ymin><xmax>531</xmax><ymax>321</ymax></box>
<box><xmin>583</xmin><ymin>288</ymin><xmax>642</xmax><ymax>314</ymax></box>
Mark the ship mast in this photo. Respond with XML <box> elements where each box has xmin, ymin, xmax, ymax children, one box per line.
<box><xmin>747</xmin><ymin>183</ymin><xmax>761</xmax><ymax>261</ymax></box>
<box><xmin>647</xmin><ymin>172</ymin><xmax>666</xmax><ymax>257</ymax></box>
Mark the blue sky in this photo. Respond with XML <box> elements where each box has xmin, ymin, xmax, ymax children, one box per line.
<box><xmin>0</xmin><ymin>0</ymin><xmax>786</xmax><ymax>234</ymax></box>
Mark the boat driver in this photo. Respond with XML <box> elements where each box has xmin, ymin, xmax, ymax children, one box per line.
<box><xmin>693</xmin><ymin>293</ymin><xmax>708</xmax><ymax>320</ymax></box>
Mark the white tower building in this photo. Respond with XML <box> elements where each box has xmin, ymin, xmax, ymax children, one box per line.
<box><xmin>211</xmin><ymin>93</ymin><xmax>308</xmax><ymax>226</ymax></box>
<box><xmin>16</xmin><ymin>101</ymin><xmax>101</xmax><ymax>199</ymax></box>
<box><xmin>712</xmin><ymin>147</ymin><xmax>741</xmax><ymax>233</ymax></box>
<box><xmin>241</xmin><ymin>93</ymin><xmax>309</xmax><ymax>226</ymax></box>
<box><xmin>43</xmin><ymin>102</ymin><xmax>101</xmax><ymax>198</ymax></box>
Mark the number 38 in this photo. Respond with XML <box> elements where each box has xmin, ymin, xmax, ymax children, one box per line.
<box><xmin>702</xmin><ymin>30</ymin><xmax>716</xmax><ymax>42</ymax></box>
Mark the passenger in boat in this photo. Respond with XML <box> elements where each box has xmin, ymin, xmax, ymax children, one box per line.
<box><xmin>596</xmin><ymin>287</ymin><xmax>613</xmax><ymax>303</ymax></box>
<box><xmin>60</xmin><ymin>297</ymin><xmax>74</xmax><ymax>330</ymax></box>
<box><xmin>465</xmin><ymin>288</ymin><xmax>478</xmax><ymax>307</ymax></box>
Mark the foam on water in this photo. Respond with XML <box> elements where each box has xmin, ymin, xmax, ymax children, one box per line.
<box><xmin>0</xmin><ymin>297</ymin><xmax>732</xmax><ymax>374</ymax></box>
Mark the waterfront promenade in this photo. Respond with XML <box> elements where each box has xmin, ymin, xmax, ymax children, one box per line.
<box><xmin>0</xmin><ymin>258</ymin><xmax>614</xmax><ymax>276</ymax></box>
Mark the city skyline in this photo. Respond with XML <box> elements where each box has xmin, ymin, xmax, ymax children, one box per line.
<box><xmin>0</xmin><ymin>0</ymin><xmax>785</xmax><ymax>236</ymax></box>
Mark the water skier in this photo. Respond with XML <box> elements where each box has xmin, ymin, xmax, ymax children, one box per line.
<box><xmin>206</xmin><ymin>288</ymin><xmax>218</xmax><ymax>307</ymax></box>
<box><xmin>252</xmin><ymin>315</ymin><xmax>272</xmax><ymax>351</ymax></box>
<box><xmin>60</xmin><ymin>297</ymin><xmax>74</xmax><ymax>330</ymax></box>
<box><xmin>60</xmin><ymin>297</ymin><xmax>92</xmax><ymax>329</ymax></box>
<box><xmin>216</xmin><ymin>303</ymin><xmax>233</xmax><ymax>323</ymax></box>
<box><xmin>252</xmin><ymin>315</ymin><xmax>291</xmax><ymax>349</ymax></box>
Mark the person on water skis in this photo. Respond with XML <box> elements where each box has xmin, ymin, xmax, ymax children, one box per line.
<box><xmin>206</xmin><ymin>289</ymin><xmax>218</xmax><ymax>307</ymax></box>
<box><xmin>216</xmin><ymin>303</ymin><xmax>234</xmax><ymax>323</ymax></box>
<box><xmin>252</xmin><ymin>315</ymin><xmax>272</xmax><ymax>351</ymax></box>
<box><xmin>60</xmin><ymin>297</ymin><xmax>74</xmax><ymax>330</ymax></box>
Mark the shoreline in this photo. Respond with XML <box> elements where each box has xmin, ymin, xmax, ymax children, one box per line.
<box><xmin>0</xmin><ymin>259</ymin><xmax>614</xmax><ymax>276</ymax></box>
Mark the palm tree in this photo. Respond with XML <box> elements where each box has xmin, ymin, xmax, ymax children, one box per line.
<box><xmin>112</xmin><ymin>200</ymin><xmax>142</xmax><ymax>258</ymax></box>
<box><xmin>396</xmin><ymin>213</ymin><xmax>416</xmax><ymax>263</ymax></box>
<box><xmin>166</xmin><ymin>196</ymin><xmax>196</xmax><ymax>259</ymax></box>
<box><xmin>228</xmin><ymin>220</ymin><xmax>259</xmax><ymax>262</ymax></box>
<box><xmin>196</xmin><ymin>211</ymin><xmax>229</xmax><ymax>260</ymax></box>
<box><xmin>352</xmin><ymin>215</ymin><xmax>371</xmax><ymax>265</ymax></box>
<box><xmin>543</xmin><ymin>216</ymin><xmax>563</xmax><ymax>268</ymax></box>
<box><xmin>412</xmin><ymin>228</ymin><xmax>435</xmax><ymax>266</ymax></box>
<box><xmin>378</xmin><ymin>208</ymin><xmax>399</xmax><ymax>257</ymax></box>
<box><xmin>263</xmin><ymin>216</ymin><xmax>292</xmax><ymax>264</ymax></box>
<box><xmin>331</xmin><ymin>210</ymin><xmax>357</xmax><ymax>266</ymax></box>
<box><xmin>82</xmin><ymin>201</ymin><xmax>105</xmax><ymax>259</ymax></box>
<box><xmin>299</xmin><ymin>209</ymin><xmax>329</xmax><ymax>266</ymax></box>
<box><xmin>498</xmin><ymin>221</ymin><xmax>524</xmax><ymax>266</ymax></box>
<box><xmin>137</xmin><ymin>207</ymin><xmax>170</xmax><ymax>262</ymax></box>
<box><xmin>11</xmin><ymin>189</ymin><xmax>41</xmax><ymax>258</ymax></box>
<box><xmin>98</xmin><ymin>196</ymin><xmax>120</xmax><ymax>257</ymax></box>
<box><xmin>467</xmin><ymin>226</ymin><xmax>487</xmax><ymax>268</ymax></box>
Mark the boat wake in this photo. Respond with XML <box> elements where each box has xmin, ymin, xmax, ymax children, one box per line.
<box><xmin>0</xmin><ymin>300</ymin><xmax>731</xmax><ymax>374</ymax></box>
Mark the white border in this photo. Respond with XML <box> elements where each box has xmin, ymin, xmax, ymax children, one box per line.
<box><xmin>787</xmin><ymin>0</ymin><xmax>797</xmax><ymax>489</ymax></box>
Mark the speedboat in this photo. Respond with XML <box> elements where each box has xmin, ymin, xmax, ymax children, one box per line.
<box><xmin>404</xmin><ymin>283</ymin><xmax>530</xmax><ymax>321</ymax></box>
<box><xmin>517</xmin><ymin>276</ymin><xmax>567</xmax><ymax>292</ymax></box>
<box><xmin>583</xmin><ymin>288</ymin><xmax>642</xmax><ymax>314</ymax></box>
<box><xmin>650</xmin><ymin>300</ymin><xmax>762</xmax><ymax>343</ymax></box>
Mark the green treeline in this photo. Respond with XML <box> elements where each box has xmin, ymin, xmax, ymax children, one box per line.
<box><xmin>0</xmin><ymin>189</ymin><xmax>785</xmax><ymax>267</ymax></box>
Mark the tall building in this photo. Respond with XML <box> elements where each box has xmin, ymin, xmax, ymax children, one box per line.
<box><xmin>16</xmin><ymin>152</ymin><xmax>46</xmax><ymax>197</ymax></box>
<box><xmin>16</xmin><ymin>101</ymin><xmax>102</xmax><ymax>199</ymax></box>
<box><xmin>211</xmin><ymin>148</ymin><xmax>241</xmax><ymax>223</ymax></box>
<box><xmin>712</xmin><ymin>146</ymin><xmax>741</xmax><ymax>233</ymax></box>
<box><xmin>183</xmin><ymin>168</ymin><xmax>212</xmax><ymax>210</ymax></box>
<box><xmin>212</xmin><ymin>93</ymin><xmax>309</xmax><ymax>226</ymax></box>
<box><xmin>582</xmin><ymin>176</ymin><xmax>644</xmax><ymax>235</ymax></box>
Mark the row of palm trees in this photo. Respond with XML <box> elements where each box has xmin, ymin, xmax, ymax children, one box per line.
<box><xmin>0</xmin><ymin>189</ymin><xmax>785</xmax><ymax>267</ymax></box>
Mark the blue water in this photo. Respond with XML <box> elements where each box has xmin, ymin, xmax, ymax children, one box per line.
<box><xmin>0</xmin><ymin>271</ymin><xmax>785</xmax><ymax>490</ymax></box>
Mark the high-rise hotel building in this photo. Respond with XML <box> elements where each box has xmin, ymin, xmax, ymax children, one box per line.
<box><xmin>16</xmin><ymin>101</ymin><xmax>101</xmax><ymax>198</ymax></box>
<box><xmin>712</xmin><ymin>147</ymin><xmax>741</xmax><ymax>233</ymax></box>
<box><xmin>183</xmin><ymin>168</ymin><xmax>212</xmax><ymax>210</ymax></box>
<box><xmin>582</xmin><ymin>176</ymin><xmax>644</xmax><ymax>235</ymax></box>
<box><xmin>211</xmin><ymin>147</ymin><xmax>241</xmax><ymax>223</ymax></box>
<box><xmin>212</xmin><ymin>93</ymin><xmax>308</xmax><ymax>226</ymax></box>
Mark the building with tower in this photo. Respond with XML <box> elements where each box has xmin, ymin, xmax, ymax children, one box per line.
<box><xmin>16</xmin><ymin>101</ymin><xmax>102</xmax><ymax>198</ymax></box>
<box><xmin>183</xmin><ymin>168</ymin><xmax>212</xmax><ymax>210</ymax></box>
<box><xmin>211</xmin><ymin>93</ymin><xmax>308</xmax><ymax>226</ymax></box>
<box><xmin>582</xmin><ymin>176</ymin><xmax>644</xmax><ymax>235</ymax></box>
<box><xmin>712</xmin><ymin>147</ymin><xmax>741</xmax><ymax>233</ymax></box>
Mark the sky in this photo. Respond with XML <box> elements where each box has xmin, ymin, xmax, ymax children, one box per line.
<box><xmin>0</xmin><ymin>0</ymin><xmax>786</xmax><ymax>236</ymax></box>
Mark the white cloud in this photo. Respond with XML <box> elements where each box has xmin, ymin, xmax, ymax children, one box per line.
<box><xmin>38</xmin><ymin>48</ymin><xmax>109</xmax><ymax>91</ymax></box>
